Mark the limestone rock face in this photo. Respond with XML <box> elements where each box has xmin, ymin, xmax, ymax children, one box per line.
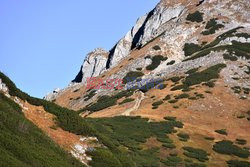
<box><xmin>44</xmin><ymin>88</ymin><xmax>61</xmax><ymax>101</ymax></box>
<box><xmin>107</xmin><ymin>2</ymin><xmax>185</xmax><ymax>68</ymax></box>
<box><xmin>72</xmin><ymin>48</ymin><xmax>108</xmax><ymax>83</ymax></box>
<box><xmin>106</xmin><ymin>15</ymin><xmax>148</xmax><ymax>68</ymax></box>
<box><xmin>0</xmin><ymin>79</ymin><xmax>8</xmax><ymax>93</ymax></box>
<box><xmin>45</xmin><ymin>0</ymin><xmax>250</xmax><ymax>104</ymax></box>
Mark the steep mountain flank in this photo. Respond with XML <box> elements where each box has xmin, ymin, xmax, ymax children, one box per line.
<box><xmin>2</xmin><ymin>72</ymin><xmax>250</xmax><ymax>166</ymax></box>
<box><xmin>45</xmin><ymin>0</ymin><xmax>250</xmax><ymax>110</ymax></box>
<box><xmin>21</xmin><ymin>0</ymin><xmax>250</xmax><ymax>166</ymax></box>
<box><xmin>0</xmin><ymin>75</ymin><xmax>85</xmax><ymax>167</ymax></box>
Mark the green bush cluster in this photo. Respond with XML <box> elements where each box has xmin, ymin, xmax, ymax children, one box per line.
<box><xmin>243</xmin><ymin>87</ymin><xmax>250</xmax><ymax>94</ymax></box>
<box><xmin>169</xmin><ymin>76</ymin><xmax>183</xmax><ymax>83</ymax></box>
<box><xmin>146</xmin><ymin>55</ymin><xmax>167</xmax><ymax>71</ymax></box>
<box><xmin>235</xmin><ymin>32</ymin><xmax>250</xmax><ymax>38</ymax></box>
<box><xmin>177</xmin><ymin>133</ymin><xmax>190</xmax><ymax>142</ymax></box>
<box><xmin>223</xmin><ymin>53</ymin><xmax>238</xmax><ymax>61</ymax></box>
<box><xmin>183</xmin><ymin>147</ymin><xmax>209</xmax><ymax>162</ymax></box>
<box><xmin>185</xmin><ymin>162</ymin><xmax>206</xmax><ymax>167</ymax></box>
<box><xmin>136</xmin><ymin>67</ymin><xmax>142</xmax><ymax>71</ymax></box>
<box><xmin>231</xmin><ymin>86</ymin><xmax>241</xmax><ymax>94</ymax></box>
<box><xmin>205</xmin><ymin>18</ymin><xmax>217</xmax><ymax>29</ymax></box>
<box><xmin>123</xmin><ymin>71</ymin><xmax>144</xmax><ymax>84</ymax></box>
<box><xmin>196</xmin><ymin>93</ymin><xmax>205</xmax><ymax>99</ymax></box>
<box><xmin>152</xmin><ymin>45</ymin><xmax>161</xmax><ymax>50</ymax></box>
<box><xmin>83</xmin><ymin>89</ymin><xmax>135</xmax><ymax>112</ymax></box>
<box><xmin>203</xmin><ymin>81</ymin><xmax>215</xmax><ymax>88</ymax></box>
<box><xmin>162</xmin><ymin>143</ymin><xmax>176</xmax><ymax>149</ymax></box>
<box><xmin>84</xmin><ymin>90</ymin><xmax>96</xmax><ymax>101</ymax></box>
<box><xmin>161</xmin><ymin>156</ymin><xmax>206</xmax><ymax>167</ymax></box>
<box><xmin>84</xmin><ymin>95</ymin><xmax>117</xmax><ymax>112</ymax></box>
<box><xmin>215</xmin><ymin>129</ymin><xmax>228</xmax><ymax>135</ymax></box>
<box><xmin>235</xmin><ymin>139</ymin><xmax>247</xmax><ymax>145</ymax></box>
<box><xmin>88</xmin><ymin>148</ymin><xmax>123</xmax><ymax>167</ymax></box>
<box><xmin>183</xmin><ymin>64</ymin><xmax>226</xmax><ymax>87</ymax></box>
<box><xmin>175</xmin><ymin>93</ymin><xmax>190</xmax><ymax>99</ymax></box>
<box><xmin>186</xmin><ymin>68</ymin><xmax>199</xmax><ymax>74</ymax></box>
<box><xmin>158</xmin><ymin>83</ymin><xmax>167</xmax><ymax>90</ymax></box>
<box><xmin>119</xmin><ymin>98</ymin><xmax>135</xmax><ymax>105</ymax></box>
<box><xmin>201</xmin><ymin>18</ymin><xmax>224</xmax><ymax>35</ymax></box>
<box><xmin>183</xmin><ymin>43</ymin><xmax>202</xmax><ymax>57</ymax></box>
<box><xmin>183</xmin><ymin>27</ymin><xmax>232</xmax><ymax>58</ymax></box>
<box><xmin>158</xmin><ymin>136</ymin><xmax>176</xmax><ymax>149</ymax></box>
<box><xmin>213</xmin><ymin>140</ymin><xmax>249</xmax><ymax>158</ymax></box>
<box><xmin>186</xmin><ymin>11</ymin><xmax>204</xmax><ymax>23</ymax></box>
<box><xmin>168</xmin><ymin>99</ymin><xmax>178</xmax><ymax>104</ymax></box>
<box><xmin>202</xmin><ymin>27</ymin><xmax>243</xmax><ymax>49</ymax></box>
<box><xmin>139</xmin><ymin>79</ymin><xmax>164</xmax><ymax>93</ymax></box>
<box><xmin>164</xmin><ymin>116</ymin><xmax>176</xmax><ymax>121</ymax></box>
<box><xmin>161</xmin><ymin>156</ymin><xmax>182</xmax><ymax>166</ymax></box>
<box><xmin>204</xmin><ymin>137</ymin><xmax>215</xmax><ymax>141</ymax></box>
<box><xmin>130</xmin><ymin>147</ymin><xmax>160</xmax><ymax>167</ymax></box>
<box><xmin>227</xmin><ymin>160</ymin><xmax>250</xmax><ymax>167</ymax></box>
<box><xmin>152</xmin><ymin>100</ymin><xmax>164</xmax><ymax>107</ymax></box>
<box><xmin>184</xmin><ymin>27</ymin><xmax>250</xmax><ymax>61</ymax></box>
<box><xmin>163</xmin><ymin>95</ymin><xmax>171</xmax><ymax>101</ymax></box>
<box><xmin>167</xmin><ymin>60</ymin><xmax>176</xmax><ymax>65</ymax></box>
<box><xmin>171</xmin><ymin>84</ymin><xmax>187</xmax><ymax>91</ymax></box>
<box><xmin>188</xmin><ymin>96</ymin><xmax>198</xmax><ymax>100</ymax></box>
<box><xmin>205</xmin><ymin>90</ymin><xmax>212</xmax><ymax>94</ymax></box>
<box><xmin>157</xmin><ymin>137</ymin><xmax>174</xmax><ymax>144</ymax></box>
<box><xmin>113</xmin><ymin>90</ymin><xmax>134</xmax><ymax>99</ymax></box>
<box><xmin>170</xmin><ymin>64</ymin><xmax>226</xmax><ymax>92</ymax></box>
<box><xmin>232</xmin><ymin>87</ymin><xmax>250</xmax><ymax>95</ymax></box>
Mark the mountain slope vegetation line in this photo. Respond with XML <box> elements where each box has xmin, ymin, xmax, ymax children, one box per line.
<box><xmin>0</xmin><ymin>92</ymin><xmax>85</xmax><ymax>167</ymax></box>
<box><xmin>0</xmin><ymin>72</ymin><xmax>185</xmax><ymax>166</ymax></box>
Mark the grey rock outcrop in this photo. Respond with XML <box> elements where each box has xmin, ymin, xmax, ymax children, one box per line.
<box><xmin>106</xmin><ymin>15</ymin><xmax>148</xmax><ymax>68</ymax></box>
<box><xmin>44</xmin><ymin>48</ymin><xmax>108</xmax><ymax>101</ymax></box>
<box><xmin>107</xmin><ymin>2</ymin><xmax>185</xmax><ymax>68</ymax></box>
<box><xmin>0</xmin><ymin>78</ymin><xmax>8</xmax><ymax>93</ymax></box>
<box><xmin>72</xmin><ymin>48</ymin><xmax>108</xmax><ymax>83</ymax></box>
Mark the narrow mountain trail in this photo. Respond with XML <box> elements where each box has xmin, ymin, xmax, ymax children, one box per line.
<box><xmin>121</xmin><ymin>91</ymin><xmax>145</xmax><ymax>116</ymax></box>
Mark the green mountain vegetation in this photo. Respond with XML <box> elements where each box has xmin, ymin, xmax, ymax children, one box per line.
<box><xmin>1</xmin><ymin>70</ymin><xmax>250</xmax><ymax>167</ymax></box>
<box><xmin>0</xmin><ymin>93</ymin><xmax>84</xmax><ymax>167</ymax></box>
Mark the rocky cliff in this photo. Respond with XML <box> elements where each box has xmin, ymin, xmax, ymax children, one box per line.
<box><xmin>72</xmin><ymin>48</ymin><xmax>109</xmax><ymax>83</ymax></box>
<box><xmin>45</xmin><ymin>0</ymin><xmax>250</xmax><ymax>112</ymax></box>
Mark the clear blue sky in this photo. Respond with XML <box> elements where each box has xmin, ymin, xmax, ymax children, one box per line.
<box><xmin>0</xmin><ymin>0</ymin><xmax>159</xmax><ymax>98</ymax></box>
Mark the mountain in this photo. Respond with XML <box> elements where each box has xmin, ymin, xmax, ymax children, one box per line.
<box><xmin>1</xmin><ymin>0</ymin><xmax>250</xmax><ymax>166</ymax></box>
<box><xmin>45</xmin><ymin>0</ymin><xmax>250</xmax><ymax>111</ymax></box>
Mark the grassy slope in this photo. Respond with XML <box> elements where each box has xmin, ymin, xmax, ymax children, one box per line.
<box><xmin>0</xmin><ymin>93</ymin><xmax>84</xmax><ymax>167</ymax></box>
<box><xmin>1</xmin><ymin>68</ymin><xmax>250</xmax><ymax>167</ymax></box>
<box><xmin>0</xmin><ymin>72</ymin><xmax>185</xmax><ymax>166</ymax></box>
